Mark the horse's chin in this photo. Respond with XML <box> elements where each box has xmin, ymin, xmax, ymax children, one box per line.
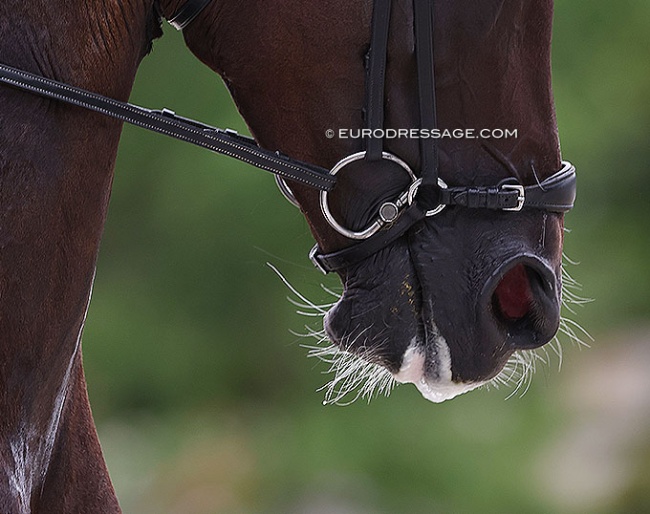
<box><xmin>393</xmin><ymin>344</ymin><xmax>487</xmax><ymax>403</ymax></box>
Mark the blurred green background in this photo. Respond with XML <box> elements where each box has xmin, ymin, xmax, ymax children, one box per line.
<box><xmin>83</xmin><ymin>2</ymin><xmax>650</xmax><ymax>513</ymax></box>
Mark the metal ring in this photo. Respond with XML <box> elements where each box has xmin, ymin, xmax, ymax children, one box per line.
<box><xmin>320</xmin><ymin>151</ymin><xmax>417</xmax><ymax>240</ymax></box>
<box><xmin>275</xmin><ymin>175</ymin><xmax>300</xmax><ymax>208</ymax></box>
<box><xmin>407</xmin><ymin>177</ymin><xmax>449</xmax><ymax>217</ymax></box>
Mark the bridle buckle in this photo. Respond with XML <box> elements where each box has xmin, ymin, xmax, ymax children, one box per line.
<box><xmin>501</xmin><ymin>184</ymin><xmax>525</xmax><ymax>211</ymax></box>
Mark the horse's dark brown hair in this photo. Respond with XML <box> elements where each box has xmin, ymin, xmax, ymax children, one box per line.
<box><xmin>0</xmin><ymin>1</ymin><xmax>565</xmax><ymax>510</ymax></box>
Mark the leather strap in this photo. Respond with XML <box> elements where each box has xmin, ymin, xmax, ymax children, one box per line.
<box><xmin>522</xmin><ymin>161</ymin><xmax>577</xmax><ymax>212</ymax></box>
<box><xmin>167</xmin><ymin>0</ymin><xmax>213</xmax><ymax>30</ymax></box>
<box><xmin>311</xmin><ymin>202</ymin><xmax>427</xmax><ymax>274</ymax></box>
<box><xmin>364</xmin><ymin>0</ymin><xmax>392</xmax><ymax>162</ymax></box>
<box><xmin>0</xmin><ymin>63</ymin><xmax>335</xmax><ymax>192</ymax></box>
<box><xmin>413</xmin><ymin>0</ymin><xmax>439</xmax><ymax>190</ymax></box>
<box><xmin>440</xmin><ymin>162</ymin><xmax>576</xmax><ymax>211</ymax></box>
<box><xmin>311</xmin><ymin>162</ymin><xmax>577</xmax><ymax>273</ymax></box>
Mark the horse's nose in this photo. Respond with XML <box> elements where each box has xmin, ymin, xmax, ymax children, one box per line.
<box><xmin>483</xmin><ymin>257</ymin><xmax>561</xmax><ymax>350</ymax></box>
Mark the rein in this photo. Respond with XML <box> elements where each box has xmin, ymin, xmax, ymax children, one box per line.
<box><xmin>0</xmin><ymin>0</ymin><xmax>577</xmax><ymax>274</ymax></box>
<box><xmin>0</xmin><ymin>64</ymin><xmax>335</xmax><ymax>192</ymax></box>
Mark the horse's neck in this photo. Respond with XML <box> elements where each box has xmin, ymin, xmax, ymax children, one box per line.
<box><xmin>0</xmin><ymin>1</ymin><xmax>157</xmax><ymax>511</ymax></box>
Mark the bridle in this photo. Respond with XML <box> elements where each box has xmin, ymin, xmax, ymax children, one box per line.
<box><xmin>307</xmin><ymin>0</ymin><xmax>576</xmax><ymax>274</ymax></box>
<box><xmin>0</xmin><ymin>0</ymin><xmax>576</xmax><ymax>274</ymax></box>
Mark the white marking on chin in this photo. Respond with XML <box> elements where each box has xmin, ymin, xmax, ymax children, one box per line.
<box><xmin>393</xmin><ymin>339</ymin><xmax>485</xmax><ymax>403</ymax></box>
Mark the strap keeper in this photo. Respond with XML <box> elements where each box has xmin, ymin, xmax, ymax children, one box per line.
<box><xmin>485</xmin><ymin>186</ymin><xmax>500</xmax><ymax>209</ymax></box>
<box><xmin>467</xmin><ymin>187</ymin><xmax>481</xmax><ymax>208</ymax></box>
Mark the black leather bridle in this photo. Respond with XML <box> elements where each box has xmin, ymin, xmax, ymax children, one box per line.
<box><xmin>0</xmin><ymin>0</ymin><xmax>576</xmax><ymax>274</ymax></box>
<box><xmin>309</xmin><ymin>0</ymin><xmax>576</xmax><ymax>273</ymax></box>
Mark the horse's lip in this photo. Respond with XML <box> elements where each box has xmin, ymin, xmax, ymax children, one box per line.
<box><xmin>393</xmin><ymin>343</ymin><xmax>485</xmax><ymax>403</ymax></box>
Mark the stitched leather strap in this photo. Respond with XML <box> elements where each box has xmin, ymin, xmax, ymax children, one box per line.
<box><xmin>0</xmin><ymin>63</ymin><xmax>335</xmax><ymax>192</ymax></box>
<box><xmin>522</xmin><ymin>161</ymin><xmax>577</xmax><ymax>211</ymax></box>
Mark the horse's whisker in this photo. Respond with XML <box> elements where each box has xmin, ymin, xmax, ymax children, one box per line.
<box><xmin>267</xmin><ymin>263</ymin><xmax>331</xmax><ymax>314</ymax></box>
<box><xmin>272</xmin><ymin>249</ymin><xmax>590</xmax><ymax>404</ymax></box>
<box><xmin>270</xmin><ymin>265</ymin><xmax>396</xmax><ymax>404</ymax></box>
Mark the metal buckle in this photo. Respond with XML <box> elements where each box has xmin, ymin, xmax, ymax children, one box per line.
<box><xmin>309</xmin><ymin>245</ymin><xmax>328</xmax><ymax>275</ymax></box>
<box><xmin>320</xmin><ymin>151</ymin><xmax>417</xmax><ymax>240</ymax></box>
<box><xmin>501</xmin><ymin>184</ymin><xmax>525</xmax><ymax>211</ymax></box>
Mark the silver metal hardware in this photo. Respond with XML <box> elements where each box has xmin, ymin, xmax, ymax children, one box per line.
<box><xmin>320</xmin><ymin>151</ymin><xmax>417</xmax><ymax>240</ymax></box>
<box><xmin>275</xmin><ymin>176</ymin><xmax>301</xmax><ymax>208</ymax></box>
<box><xmin>406</xmin><ymin>177</ymin><xmax>449</xmax><ymax>216</ymax></box>
<box><xmin>309</xmin><ymin>245</ymin><xmax>328</xmax><ymax>275</ymax></box>
<box><xmin>501</xmin><ymin>184</ymin><xmax>525</xmax><ymax>211</ymax></box>
<box><xmin>379</xmin><ymin>202</ymin><xmax>399</xmax><ymax>223</ymax></box>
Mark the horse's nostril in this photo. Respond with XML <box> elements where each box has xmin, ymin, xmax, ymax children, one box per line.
<box><xmin>488</xmin><ymin>260</ymin><xmax>559</xmax><ymax>350</ymax></box>
<box><xmin>493</xmin><ymin>263</ymin><xmax>534</xmax><ymax>320</ymax></box>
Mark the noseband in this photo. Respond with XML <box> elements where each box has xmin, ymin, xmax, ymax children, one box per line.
<box><xmin>0</xmin><ymin>0</ymin><xmax>576</xmax><ymax>274</ymax></box>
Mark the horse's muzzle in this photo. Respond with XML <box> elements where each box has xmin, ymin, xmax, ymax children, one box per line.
<box><xmin>321</xmin><ymin>208</ymin><xmax>565</xmax><ymax>402</ymax></box>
